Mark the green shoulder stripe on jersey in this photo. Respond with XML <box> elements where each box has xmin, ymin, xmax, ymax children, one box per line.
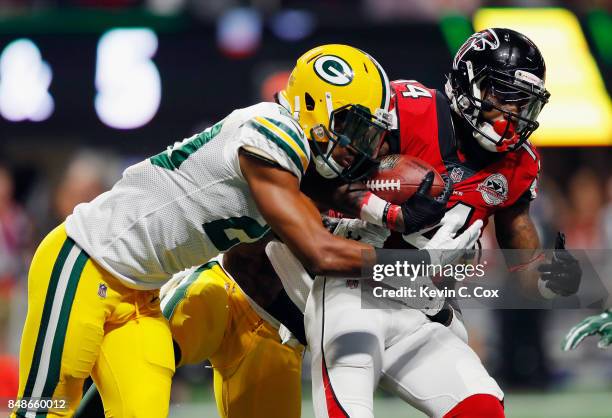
<box><xmin>151</xmin><ymin>119</ymin><xmax>225</xmax><ymax>170</ymax></box>
<box><xmin>161</xmin><ymin>261</ymin><xmax>219</xmax><ymax>320</ymax></box>
<box><xmin>248</xmin><ymin>119</ymin><xmax>306</xmax><ymax>175</ymax></box>
<box><xmin>262</xmin><ymin>116</ymin><xmax>310</xmax><ymax>158</ymax></box>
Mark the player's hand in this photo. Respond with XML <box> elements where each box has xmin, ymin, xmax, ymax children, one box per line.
<box><xmin>325</xmin><ymin>217</ymin><xmax>390</xmax><ymax>248</ymax></box>
<box><xmin>400</xmin><ymin>172</ymin><xmax>452</xmax><ymax>235</ymax></box>
<box><xmin>537</xmin><ymin>232</ymin><xmax>582</xmax><ymax>298</ymax></box>
<box><xmin>424</xmin><ymin>214</ymin><xmax>483</xmax><ymax>266</ymax></box>
<box><xmin>321</xmin><ymin>215</ymin><xmax>342</xmax><ymax>233</ymax></box>
<box><xmin>562</xmin><ymin>310</ymin><xmax>612</xmax><ymax>351</ymax></box>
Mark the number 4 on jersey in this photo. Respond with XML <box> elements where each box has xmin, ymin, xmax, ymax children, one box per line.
<box><xmin>400</xmin><ymin>82</ymin><xmax>432</xmax><ymax>99</ymax></box>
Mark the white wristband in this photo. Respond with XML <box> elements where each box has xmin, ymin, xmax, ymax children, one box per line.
<box><xmin>359</xmin><ymin>192</ymin><xmax>388</xmax><ymax>226</ymax></box>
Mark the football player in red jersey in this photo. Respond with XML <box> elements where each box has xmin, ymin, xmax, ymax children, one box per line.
<box><xmin>302</xmin><ymin>28</ymin><xmax>582</xmax><ymax>418</ymax></box>
<box><xmin>384</xmin><ymin>28</ymin><xmax>581</xmax><ymax>301</ymax></box>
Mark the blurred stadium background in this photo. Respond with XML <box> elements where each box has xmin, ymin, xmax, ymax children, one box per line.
<box><xmin>0</xmin><ymin>0</ymin><xmax>611</xmax><ymax>416</ymax></box>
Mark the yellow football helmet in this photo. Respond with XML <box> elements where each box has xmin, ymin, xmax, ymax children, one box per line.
<box><xmin>278</xmin><ymin>44</ymin><xmax>392</xmax><ymax>180</ymax></box>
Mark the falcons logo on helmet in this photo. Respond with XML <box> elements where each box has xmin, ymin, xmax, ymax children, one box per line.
<box><xmin>453</xmin><ymin>29</ymin><xmax>500</xmax><ymax>69</ymax></box>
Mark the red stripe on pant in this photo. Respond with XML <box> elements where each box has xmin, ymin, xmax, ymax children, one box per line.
<box><xmin>321</xmin><ymin>356</ymin><xmax>350</xmax><ymax>418</ymax></box>
<box><xmin>443</xmin><ymin>394</ymin><xmax>505</xmax><ymax>417</ymax></box>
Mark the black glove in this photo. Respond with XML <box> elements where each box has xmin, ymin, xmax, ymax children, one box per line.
<box><xmin>401</xmin><ymin>172</ymin><xmax>452</xmax><ymax>235</ymax></box>
<box><xmin>537</xmin><ymin>232</ymin><xmax>582</xmax><ymax>296</ymax></box>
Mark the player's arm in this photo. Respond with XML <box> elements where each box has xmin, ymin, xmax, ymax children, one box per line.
<box><xmin>494</xmin><ymin>200</ymin><xmax>581</xmax><ymax>298</ymax></box>
<box><xmin>301</xmin><ymin>165</ymin><xmax>452</xmax><ymax>235</ymax></box>
<box><xmin>240</xmin><ymin>150</ymin><xmax>376</xmax><ymax>276</ymax></box>
<box><xmin>240</xmin><ymin>151</ymin><xmax>475</xmax><ymax>277</ymax></box>
<box><xmin>494</xmin><ymin>199</ymin><xmax>541</xmax><ymax>294</ymax></box>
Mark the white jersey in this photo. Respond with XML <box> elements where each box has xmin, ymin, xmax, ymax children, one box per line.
<box><xmin>66</xmin><ymin>102</ymin><xmax>310</xmax><ymax>289</ymax></box>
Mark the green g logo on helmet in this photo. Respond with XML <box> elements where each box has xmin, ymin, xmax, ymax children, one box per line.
<box><xmin>313</xmin><ymin>55</ymin><xmax>354</xmax><ymax>86</ymax></box>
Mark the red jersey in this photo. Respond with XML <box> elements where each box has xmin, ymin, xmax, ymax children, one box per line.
<box><xmin>390</xmin><ymin>79</ymin><xmax>540</xmax><ymax>242</ymax></box>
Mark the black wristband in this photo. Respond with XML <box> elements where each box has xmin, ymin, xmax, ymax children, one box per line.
<box><xmin>381</xmin><ymin>202</ymin><xmax>391</xmax><ymax>225</ymax></box>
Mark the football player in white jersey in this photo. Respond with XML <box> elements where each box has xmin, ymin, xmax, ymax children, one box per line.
<box><xmin>59</xmin><ymin>40</ymin><xmax>492</xmax><ymax>417</ymax></box>
<box><xmin>69</xmin><ymin>37</ymin><xmax>482</xmax><ymax>417</ymax></box>
<box><xmin>14</xmin><ymin>44</ymin><xmax>457</xmax><ymax>418</ymax></box>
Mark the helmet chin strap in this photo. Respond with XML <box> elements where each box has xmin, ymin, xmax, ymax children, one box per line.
<box><xmin>444</xmin><ymin>79</ymin><xmax>460</xmax><ymax>114</ymax></box>
<box><xmin>311</xmin><ymin>90</ymin><xmax>347</xmax><ymax>178</ymax></box>
<box><xmin>314</xmin><ymin>137</ymin><xmax>345</xmax><ymax>178</ymax></box>
<box><xmin>472</xmin><ymin>122</ymin><xmax>505</xmax><ymax>152</ymax></box>
<box><xmin>276</xmin><ymin>92</ymin><xmax>295</xmax><ymax>116</ymax></box>
<box><xmin>293</xmin><ymin>96</ymin><xmax>300</xmax><ymax>120</ymax></box>
<box><xmin>444</xmin><ymin>79</ymin><xmax>471</xmax><ymax>117</ymax></box>
<box><xmin>314</xmin><ymin>155</ymin><xmax>343</xmax><ymax>178</ymax></box>
<box><xmin>473</xmin><ymin>119</ymin><xmax>519</xmax><ymax>153</ymax></box>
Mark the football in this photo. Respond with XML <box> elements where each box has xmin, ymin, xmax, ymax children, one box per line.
<box><xmin>365</xmin><ymin>154</ymin><xmax>445</xmax><ymax>204</ymax></box>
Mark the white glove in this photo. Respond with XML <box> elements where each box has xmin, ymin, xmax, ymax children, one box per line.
<box><xmin>329</xmin><ymin>218</ymin><xmax>390</xmax><ymax>248</ymax></box>
<box><xmin>409</xmin><ymin>216</ymin><xmax>481</xmax><ymax>317</ymax></box>
<box><xmin>424</xmin><ymin>214</ymin><xmax>483</xmax><ymax>266</ymax></box>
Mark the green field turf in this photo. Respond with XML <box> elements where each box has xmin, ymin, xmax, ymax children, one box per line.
<box><xmin>169</xmin><ymin>390</ymin><xmax>612</xmax><ymax>418</ymax></box>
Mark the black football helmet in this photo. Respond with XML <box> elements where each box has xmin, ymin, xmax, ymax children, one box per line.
<box><xmin>445</xmin><ymin>28</ymin><xmax>551</xmax><ymax>152</ymax></box>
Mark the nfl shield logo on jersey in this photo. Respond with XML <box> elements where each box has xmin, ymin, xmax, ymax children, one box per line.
<box><xmin>346</xmin><ymin>280</ymin><xmax>359</xmax><ymax>289</ymax></box>
<box><xmin>450</xmin><ymin>167</ymin><xmax>464</xmax><ymax>183</ymax></box>
<box><xmin>97</xmin><ymin>283</ymin><xmax>107</xmax><ymax>298</ymax></box>
<box><xmin>477</xmin><ymin>173</ymin><xmax>508</xmax><ymax>206</ymax></box>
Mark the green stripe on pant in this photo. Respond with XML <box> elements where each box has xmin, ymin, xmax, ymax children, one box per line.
<box><xmin>17</xmin><ymin>238</ymin><xmax>88</xmax><ymax>417</ymax></box>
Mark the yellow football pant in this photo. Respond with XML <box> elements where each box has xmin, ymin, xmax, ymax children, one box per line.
<box><xmin>161</xmin><ymin>261</ymin><xmax>303</xmax><ymax>418</ymax></box>
<box><xmin>13</xmin><ymin>224</ymin><xmax>175</xmax><ymax>418</ymax></box>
